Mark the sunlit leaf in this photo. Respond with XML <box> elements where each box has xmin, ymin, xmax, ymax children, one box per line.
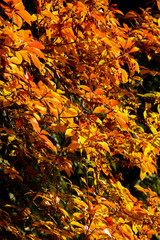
<box><xmin>40</xmin><ymin>134</ymin><xmax>57</xmax><ymax>153</ymax></box>
<box><xmin>28</xmin><ymin>41</ymin><xmax>45</xmax><ymax>50</ymax></box>
<box><xmin>29</xmin><ymin>117</ymin><xmax>41</xmax><ymax>133</ymax></box>
<box><xmin>30</xmin><ymin>54</ymin><xmax>42</xmax><ymax>71</ymax></box>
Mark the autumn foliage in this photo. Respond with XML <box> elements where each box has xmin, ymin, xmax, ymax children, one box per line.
<box><xmin>0</xmin><ymin>0</ymin><xmax>160</xmax><ymax>239</ymax></box>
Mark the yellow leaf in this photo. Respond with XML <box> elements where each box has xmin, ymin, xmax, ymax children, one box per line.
<box><xmin>117</xmin><ymin>112</ymin><xmax>128</xmax><ymax>123</ymax></box>
<box><xmin>140</xmin><ymin>168</ymin><xmax>146</xmax><ymax>181</ymax></box>
<box><xmin>70</xmin><ymin>221</ymin><xmax>84</xmax><ymax>228</ymax></box>
<box><xmin>73</xmin><ymin>198</ymin><xmax>88</xmax><ymax>208</ymax></box>
<box><xmin>10</xmin><ymin>57</ymin><xmax>22</xmax><ymax>64</ymax></box>
<box><xmin>134</xmin><ymin>185</ymin><xmax>148</xmax><ymax>195</ymax></box>
<box><xmin>130</xmin><ymin>58</ymin><xmax>140</xmax><ymax>73</ymax></box>
<box><xmin>8</xmin><ymin>135</ymin><xmax>16</xmax><ymax>142</ymax></box>
<box><xmin>81</xmin><ymin>177</ymin><xmax>87</xmax><ymax>185</ymax></box>
<box><xmin>121</xmin><ymin>68</ymin><xmax>128</xmax><ymax>83</ymax></box>
<box><xmin>60</xmin><ymin>208</ymin><xmax>69</xmax><ymax>218</ymax></box>
<box><xmin>73</xmin><ymin>212</ymin><xmax>85</xmax><ymax>220</ymax></box>
<box><xmin>67</xmin><ymin>108</ymin><xmax>78</xmax><ymax>117</ymax></box>
<box><xmin>88</xmin><ymin>167</ymin><xmax>94</xmax><ymax>172</ymax></box>
<box><xmin>119</xmin><ymin>226</ymin><xmax>134</xmax><ymax>240</ymax></box>
<box><xmin>79</xmin><ymin>135</ymin><xmax>86</xmax><ymax>144</ymax></box>
<box><xmin>65</xmin><ymin>129</ymin><xmax>75</xmax><ymax>137</ymax></box>
<box><xmin>132</xmin><ymin>222</ymin><xmax>138</xmax><ymax>234</ymax></box>
<box><xmin>129</xmin><ymin>47</ymin><xmax>140</xmax><ymax>53</ymax></box>
<box><xmin>99</xmin><ymin>142</ymin><xmax>110</xmax><ymax>152</ymax></box>
<box><xmin>98</xmin><ymin>60</ymin><xmax>105</xmax><ymax>66</ymax></box>
<box><xmin>150</xmin><ymin>125</ymin><xmax>157</xmax><ymax>134</ymax></box>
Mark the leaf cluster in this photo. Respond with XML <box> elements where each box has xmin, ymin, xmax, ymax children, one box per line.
<box><xmin>0</xmin><ymin>0</ymin><xmax>160</xmax><ymax>239</ymax></box>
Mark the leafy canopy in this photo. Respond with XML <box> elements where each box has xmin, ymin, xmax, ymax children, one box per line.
<box><xmin>0</xmin><ymin>0</ymin><xmax>160</xmax><ymax>239</ymax></box>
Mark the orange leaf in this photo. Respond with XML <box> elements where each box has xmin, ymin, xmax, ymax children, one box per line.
<box><xmin>13</xmin><ymin>13</ymin><xmax>23</xmax><ymax>28</ymax></box>
<box><xmin>31</xmin><ymin>48</ymin><xmax>45</xmax><ymax>59</ymax></box>
<box><xmin>117</xmin><ymin>112</ymin><xmax>128</xmax><ymax>123</ymax></box>
<box><xmin>14</xmin><ymin>1</ymin><xmax>25</xmax><ymax>10</ymax></box>
<box><xmin>40</xmin><ymin>130</ymin><xmax>50</xmax><ymax>135</ymax></box>
<box><xmin>116</xmin><ymin>116</ymin><xmax>128</xmax><ymax>129</ymax></box>
<box><xmin>17</xmin><ymin>10</ymin><xmax>32</xmax><ymax>25</ymax></box>
<box><xmin>93</xmin><ymin>107</ymin><xmax>106</xmax><ymax>114</ymax></box>
<box><xmin>120</xmin><ymin>227</ymin><xmax>134</xmax><ymax>240</ymax></box>
<box><xmin>40</xmin><ymin>134</ymin><xmax>57</xmax><ymax>153</ymax></box>
<box><xmin>125</xmin><ymin>37</ymin><xmax>134</xmax><ymax>49</ymax></box>
<box><xmin>41</xmin><ymin>9</ymin><xmax>54</xmax><ymax>18</ymax></box>
<box><xmin>28</xmin><ymin>41</ymin><xmax>45</xmax><ymax>50</ymax></box>
<box><xmin>94</xmin><ymin>88</ymin><xmax>104</xmax><ymax>95</ymax></box>
<box><xmin>79</xmin><ymin>85</ymin><xmax>92</xmax><ymax>92</ymax></box>
<box><xmin>30</xmin><ymin>54</ymin><xmax>41</xmax><ymax>71</ymax></box>
<box><xmin>157</xmin><ymin>0</ymin><xmax>160</xmax><ymax>11</ymax></box>
<box><xmin>29</xmin><ymin>117</ymin><xmax>41</xmax><ymax>133</ymax></box>
<box><xmin>110</xmin><ymin>99</ymin><xmax>119</xmax><ymax>107</ymax></box>
<box><xmin>91</xmin><ymin>13</ymin><xmax>106</xmax><ymax>24</ymax></box>
<box><xmin>19</xmin><ymin>50</ymin><xmax>31</xmax><ymax>64</ymax></box>
<box><xmin>46</xmin><ymin>102</ymin><xmax>58</xmax><ymax>118</ymax></box>
<box><xmin>90</xmin><ymin>73</ymin><xmax>96</xmax><ymax>79</ymax></box>
<box><xmin>147</xmin><ymin>230</ymin><xmax>156</xmax><ymax>237</ymax></box>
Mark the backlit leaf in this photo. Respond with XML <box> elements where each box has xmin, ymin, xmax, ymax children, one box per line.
<box><xmin>40</xmin><ymin>134</ymin><xmax>57</xmax><ymax>153</ymax></box>
<box><xmin>18</xmin><ymin>10</ymin><xmax>32</xmax><ymax>25</ymax></box>
<box><xmin>30</xmin><ymin>54</ymin><xmax>42</xmax><ymax>71</ymax></box>
<box><xmin>29</xmin><ymin>117</ymin><xmax>41</xmax><ymax>133</ymax></box>
<box><xmin>28</xmin><ymin>41</ymin><xmax>45</xmax><ymax>50</ymax></box>
<box><xmin>116</xmin><ymin>116</ymin><xmax>128</xmax><ymax>129</ymax></box>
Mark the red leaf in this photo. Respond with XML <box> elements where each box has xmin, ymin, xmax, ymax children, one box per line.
<box><xmin>16</xmin><ymin>120</ymin><xmax>22</xmax><ymax>129</ymax></box>
<box><xmin>25</xmin><ymin>72</ymin><xmax>33</xmax><ymax>86</ymax></box>
<box><xmin>105</xmin><ymin>217</ymin><xmax>113</xmax><ymax>226</ymax></box>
